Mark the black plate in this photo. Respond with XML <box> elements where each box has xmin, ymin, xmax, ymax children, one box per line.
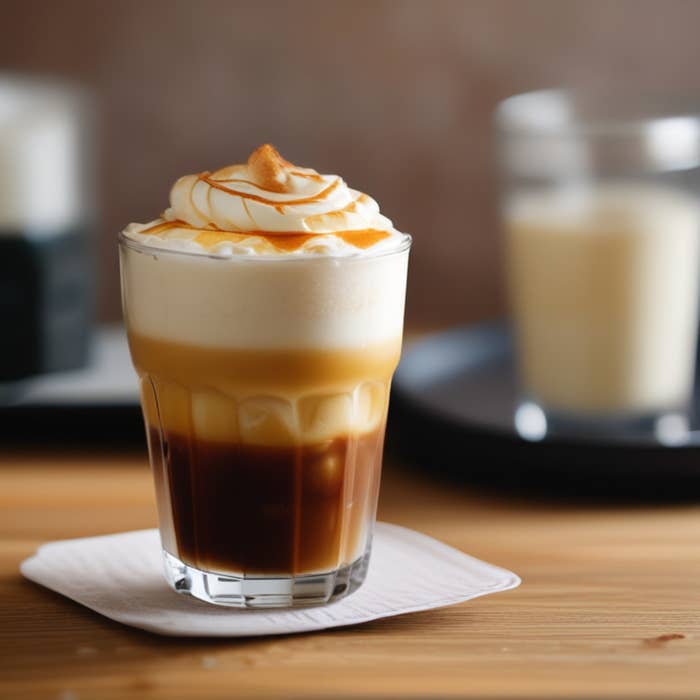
<box><xmin>389</xmin><ymin>323</ymin><xmax>700</xmax><ymax>496</ymax></box>
<box><xmin>0</xmin><ymin>326</ymin><xmax>144</xmax><ymax>446</ymax></box>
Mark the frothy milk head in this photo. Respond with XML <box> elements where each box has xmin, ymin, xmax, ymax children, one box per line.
<box><xmin>120</xmin><ymin>145</ymin><xmax>411</xmax><ymax>349</ymax></box>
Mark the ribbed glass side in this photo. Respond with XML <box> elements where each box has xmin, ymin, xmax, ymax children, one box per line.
<box><xmin>139</xmin><ymin>378</ymin><xmax>389</xmax><ymax>577</ymax></box>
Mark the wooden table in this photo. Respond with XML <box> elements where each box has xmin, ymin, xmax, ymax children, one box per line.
<box><xmin>1</xmin><ymin>447</ymin><xmax>699</xmax><ymax>699</ymax></box>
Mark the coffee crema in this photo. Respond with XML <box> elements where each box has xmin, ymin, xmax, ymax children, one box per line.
<box><xmin>131</xmin><ymin>333</ymin><xmax>399</xmax><ymax>445</ymax></box>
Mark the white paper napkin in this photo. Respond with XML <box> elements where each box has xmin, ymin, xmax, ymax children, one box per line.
<box><xmin>20</xmin><ymin>522</ymin><xmax>520</xmax><ymax>637</ymax></box>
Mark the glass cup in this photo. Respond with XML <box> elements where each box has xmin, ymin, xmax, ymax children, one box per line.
<box><xmin>496</xmin><ymin>89</ymin><xmax>700</xmax><ymax>443</ymax></box>
<box><xmin>120</xmin><ymin>234</ymin><xmax>410</xmax><ymax>607</ymax></box>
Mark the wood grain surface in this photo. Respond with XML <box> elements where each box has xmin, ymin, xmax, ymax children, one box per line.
<box><xmin>1</xmin><ymin>448</ymin><xmax>699</xmax><ymax>699</ymax></box>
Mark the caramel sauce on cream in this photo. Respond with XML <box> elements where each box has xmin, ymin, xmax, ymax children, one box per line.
<box><xmin>125</xmin><ymin>145</ymin><xmax>404</xmax><ymax>254</ymax></box>
<box><xmin>336</xmin><ymin>230</ymin><xmax>391</xmax><ymax>249</ymax></box>
<box><xmin>196</xmin><ymin>144</ymin><xmax>341</xmax><ymax>208</ymax></box>
<box><xmin>139</xmin><ymin>219</ymin><xmax>390</xmax><ymax>252</ymax></box>
<box><xmin>198</xmin><ymin>172</ymin><xmax>342</xmax><ymax>208</ymax></box>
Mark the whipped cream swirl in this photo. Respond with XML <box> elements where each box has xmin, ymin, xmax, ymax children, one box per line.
<box><xmin>168</xmin><ymin>144</ymin><xmax>395</xmax><ymax>233</ymax></box>
<box><xmin>122</xmin><ymin>145</ymin><xmax>408</xmax><ymax>257</ymax></box>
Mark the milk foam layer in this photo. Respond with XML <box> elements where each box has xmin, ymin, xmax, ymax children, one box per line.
<box><xmin>122</xmin><ymin>144</ymin><xmax>408</xmax><ymax>258</ymax></box>
<box><xmin>121</xmin><ymin>245</ymin><xmax>409</xmax><ymax>348</ymax></box>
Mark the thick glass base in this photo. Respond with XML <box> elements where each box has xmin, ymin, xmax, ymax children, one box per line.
<box><xmin>162</xmin><ymin>549</ymin><xmax>371</xmax><ymax>608</ymax></box>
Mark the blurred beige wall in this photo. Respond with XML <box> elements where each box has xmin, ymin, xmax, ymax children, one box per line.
<box><xmin>2</xmin><ymin>0</ymin><xmax>700</xmax><ymax>328</ymax></box>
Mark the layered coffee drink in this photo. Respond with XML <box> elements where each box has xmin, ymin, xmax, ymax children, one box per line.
<box><xmin>120</xmin><ymin>145</ymin><xmax>410</xmax><ymax>607</ymax></box>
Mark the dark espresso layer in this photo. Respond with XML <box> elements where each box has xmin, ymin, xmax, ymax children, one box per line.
<box><xmin>148</xmin><ymin>427</ymin><xmax>385</xmax><ymax>575</ymax></box>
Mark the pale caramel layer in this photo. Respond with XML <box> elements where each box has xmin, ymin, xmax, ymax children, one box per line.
<box><xmin>129</xmin><ymin>333</ymin><xmax>401</xmax><ymax>390</ymax></box>
<box><xmin>130</xmin><ymin>333</ymin><xmax>401</xmax><ymax>445</ymax></box>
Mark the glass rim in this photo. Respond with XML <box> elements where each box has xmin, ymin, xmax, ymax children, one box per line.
<box><xmin>495</xmin><ymin>88</ymin><xmax>700</xmax><ymax>138</ymax></box>
<box><xmin>496</xmin><ymin>88</ymin><xmax>700</xmax><ymax>175</ymax></box>
<box><xmin>118</xmin><ymin>229</ymin><xmax>412</xmax><ymax>263</ymax></box>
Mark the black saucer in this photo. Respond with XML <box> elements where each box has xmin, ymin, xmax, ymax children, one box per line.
<box><xmin>388</xmin><ymin>323</ymin><xmax>700</xmax><ymax>497</ymax></box>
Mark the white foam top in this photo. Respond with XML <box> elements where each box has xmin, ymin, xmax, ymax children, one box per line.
<box><xmin>123</xmin><ymin>219</ymin><xmax>407</xmax><ymax>258</ymax></box>
<box><xmin>120</xmin><ymin>243</ymin><xmax>409</xmax><ymax>349</ymax></box>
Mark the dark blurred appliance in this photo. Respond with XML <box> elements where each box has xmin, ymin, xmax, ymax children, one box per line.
<box><xmin>0</xmin><ymin>75</ymin><xmax>94</xmax><ymax>381</ymax></box>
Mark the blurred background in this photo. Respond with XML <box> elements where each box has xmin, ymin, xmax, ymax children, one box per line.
<box><xmin>6</xmin><ymin>5</ymin><xmax>700</xmax><ymax>690</ymax></box>
<box><xmin>4</xmin><ymin>0</ymin><xmax>700</xmax><ymax>493</ymax></box>
<box><xmin>4</xmin><ymin>0</ymin><xmax>700</xmax><ymax>328</ymax></box>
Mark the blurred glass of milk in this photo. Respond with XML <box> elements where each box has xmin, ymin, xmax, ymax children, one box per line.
<box><xmin>496</xmin><ymin>90</ymin><xmax>700</xmax><ymax>442</ymax></box>
<box><xmin>0</xmin><ymin>76</ymin><xmax>95</xmax><ymax>383</ymax></box>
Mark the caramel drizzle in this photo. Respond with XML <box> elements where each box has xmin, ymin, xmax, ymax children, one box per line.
<box><xmin>138</xmin><ymin>220</ymin><xmax>390</xmax><ymax>252</ymax></box>
<box><xmin>289</xmin><ymin>170</ymin><xmax>325</xmax><ymax>181</ymax></box>
<box><xmin>138</xmin><ymin>220</ymin><xmax>182</xmax><ymax>235</ymax></box>
<box><xmin>198</xmin><ymin>172</ymin><xmax>341</xmax><ymax>208</ymax></box>
<box><xmin>208</xmin><ymin>169</ymin><xmax>323</xmax><ymax>185</ymax></box>
<box><xmin>336</xmin><ymin>230</ymin><xmax>391</xmax><ymax>249</ymax></box>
